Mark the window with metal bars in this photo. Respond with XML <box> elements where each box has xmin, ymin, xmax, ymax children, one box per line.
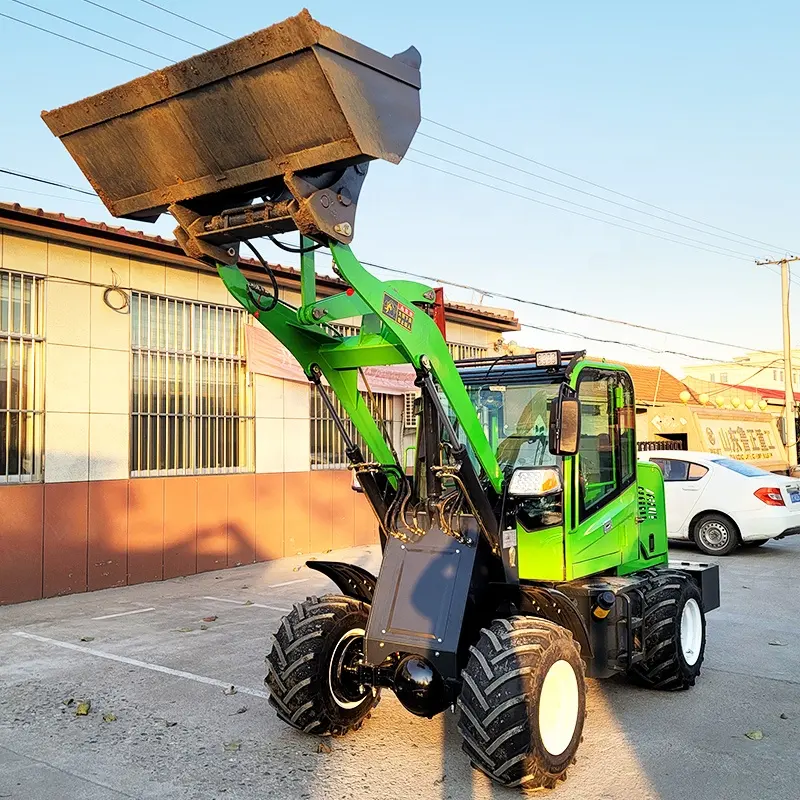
<box><xmin>448</xmin><ymin>342</ymin><xmax>487</xmax><ymax>361</ymax></box>
<box><xmin>0</xmin><ymin>271</ymin><xmax>43</xmax><ymax>482</ymax></box>
<box><xmin>130</xmin><ymin>292</ymin><xmax>254</xmax><ymax>476</ymax></box>
<box><xmin>310</xmin><ymin>385</ymin><xmax>395</xmax><ymax>469</ymax></box>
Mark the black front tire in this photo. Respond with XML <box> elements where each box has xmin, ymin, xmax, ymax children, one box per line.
<box><xmin>692</xmin><ymin>512</ymin><xmax>739</xmax><ymax>556</ymax></box>
<box><xmin>265</xmin><ymin>595</ymin><xmax>378</xmax><ymax>736</ymax></box>
<box><xmin>458</xmin><ymin>617</ymin><xmax>586</xmax><ymax>790</ymax></box>
<box><xmin>629</xmin><ymin>569</ymin><xmax>706</xmax><ymax>690</ymax></box>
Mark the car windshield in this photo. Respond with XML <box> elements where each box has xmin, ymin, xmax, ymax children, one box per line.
<box><xmin>465</xmin><ymin>382</ymin><xmax>561</xmax><ymax>472</ymax></box>
<box><xmin>711</xmin><ymin>458</ymin><xmax>774</xmax><ymax>477</ymax></box>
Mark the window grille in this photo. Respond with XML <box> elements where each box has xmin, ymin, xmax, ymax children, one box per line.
<box><xmin>131</xmin><ymin>292</ymin><xmax>253</xmax><ymax>475</ymax></box>
<box><xmin>0</xmin><ymin>271</ymin><xmax>43</xmax><ymax>482</ymax></box>
<box><xmin>448</xmin><ymin>342</ymin><xmax>487</xmax><ymax>361</ymax></box>
<box><xmin>403</xmin><ymin>392</ymin><xmax>418</xmax><ymax>429</ymax></box>
<box><xmin>310</xmin><ymin>386</ymin><xmax>395</xmax><ymax>469</ymax></box>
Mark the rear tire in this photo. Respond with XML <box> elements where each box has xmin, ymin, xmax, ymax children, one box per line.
<box><xmin>692</xmin><ymin>512</ymin><xmax>739</xmax><ymax>556</ymax></box>
<box><xmin>629</xmin><ymin>569</ymin><xmax>706</xmax><ymax>690</ymax></box>
<box><xmin>457</xmin><ymin>617</ymin><xmax>586</xmax><ymax>789</ymax></box>
<box><xmin>265</xmin><ymin>595</ymin><xmax>378</xmax><ymax>736</ymax></box>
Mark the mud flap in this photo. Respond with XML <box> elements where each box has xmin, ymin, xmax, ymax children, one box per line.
<box><xmin>364</xmin><ymin>527</ymin><xmax>484</xmax><ymax>681</ymax></box>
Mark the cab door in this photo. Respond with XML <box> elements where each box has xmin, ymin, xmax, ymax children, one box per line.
<box><xmin>565</xmin><ymin>367</ymin><xmax>638</xmax><ymax>579</ymax></box>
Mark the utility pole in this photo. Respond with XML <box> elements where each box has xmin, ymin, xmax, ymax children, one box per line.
<box><xmin>756</xmin><ymin>256</ymin><xmax>800</xmax><ymax>469</ymax></box>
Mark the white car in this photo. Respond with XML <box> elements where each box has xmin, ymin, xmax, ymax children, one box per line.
<box><xmin>638</xmin><ymin>450</ymin><xmax>800</xmax><ymax>555</ymax></box>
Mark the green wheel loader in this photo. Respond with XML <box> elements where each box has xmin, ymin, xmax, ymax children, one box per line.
<box><xmin>44</xmin><ymin>10</ymin><xmax>719</xmax><ymax>789</ymax></box>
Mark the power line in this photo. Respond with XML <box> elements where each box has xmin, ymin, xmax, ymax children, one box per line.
<box><xmin>409</xmin><ymin>149</ymin><xmax>758</xmax><ymax>260</ymax></box>
<box><xmin>514</xmin><ymin>321</ymin><xmax>730</xmax><ymax>362</ymax></box>
<box><xmin>10</xmin><ymin>0</ymin><xmax>174</xmax><ymax>63</ymax></box>
<box><xmin>349</xmin><ymin>255</ymin><xmax>773</xmax><ymax>356</ymax></box>
<box><xmin>0</xmin><ymin>185</ymin><xmax>100</xmax><ymax>206</ymax></box>
<box><xmin>406</xmin><ymin>156</ymin><xmax>755</xmax><ymax>262</ymax></box>
<box><xmin>0</xmin><ymin>11</ymin><xmax>152</xmax><ymax>69</ymax></box>
<box><xmin>0</xmin><ymin>169</ymin><xmax>98</xmax><ymax>197</ymax></box>
<box><xmin>67</xmin><ymin>2</ymin><xmax>791</xmax><ymax>261</ymax></box>
<box><xmin>9</xmin><ymin>9</ymin><xmax>784</xmax><ymax>360</ymax></box>
<box><xmin>416</xmin><ymin>131</ymin><xmax>773</xmax><ymax>254</ymax></box>
<box><xmin>701</xmin><ymin>359</ymin><xmax>784</xmax><ymax>397</ymax></box>
<box><xmin>0</xmin><ymin>165</ymin><xmax>772</xmax><ymax>357</ymax></box>
<box><xmin>79</xmin><ymin>0</ymin><xmax>204</xmax><ymax>50</ymax></box>
<box><xmin>137</xmin><ymin>0</ymin><xmax>233</xmax><ymax>41</ymax></box>
<box><xmin>421</xmin><ymin>117</ymin><xmax>794</xmax><ymax>254</ymax></box>
<box><xmin>0</xmin><ymin>170</ymin><xmax>767</xmax><ymax>363</ymax></box>
<box><xmin>62</xmin><ymin>3</ymin><xmax>793</xmax><ymax>265</ymax></box>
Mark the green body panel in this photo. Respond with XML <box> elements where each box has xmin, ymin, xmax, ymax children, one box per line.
<box><xmin>567</xmin><ymin>483</ymin><xmax>639</xmax><ymax>580</ymax></box>
<box><xmin>617</xmin><ymin>461</ymin><xmax>670</xmax><ymax>575</ymax></box>
<box><xmin>517</xmin><ymin>524</ymin><xmax>565</xmax><ymax>582</ymax></box>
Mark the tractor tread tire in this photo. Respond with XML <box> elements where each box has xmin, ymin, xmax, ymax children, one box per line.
<box><xmin>457</xmin><ymin>616</ymin><xmax>586</xmax><ymax>790</ymax></box>
<box><xmin>265</xmin><ymin>594</ymin><xmax>377</xmax><ymax>737</ymax></box>
<box><xmin>629</xmin><ymin>568</ymin><xmax>706</xmax><ymax>691</ymax></box>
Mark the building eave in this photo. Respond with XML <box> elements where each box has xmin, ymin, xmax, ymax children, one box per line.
<box><xmin>0</xmin><ymin>202</ymin><xmax>519</xmax><ymax>333</ymax></box>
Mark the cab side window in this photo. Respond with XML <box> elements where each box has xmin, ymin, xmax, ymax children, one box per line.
<box><xmin>577</xmin><ymin>372</ymin><xmax>616</xmax><ymax>515</ymax></box>
<box><xmin>577</xmin><ymin>369</ymin><xmax>637</xmax><ymax>517</ymax></box>
<box><xmin>617</xmin><ymin>373</ymin><xmax>636</xmax><ymax>485</ymax></box>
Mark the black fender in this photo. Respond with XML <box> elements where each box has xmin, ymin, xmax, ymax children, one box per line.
<box><xmin>305</xmin><ymin>560</ymin><xmax>377</xmax><ymax>604</ymax></box>
<box><xmin>488</xmin><ymin>583</ymin><xmax>594</xmax><ymax>658</ymax></box>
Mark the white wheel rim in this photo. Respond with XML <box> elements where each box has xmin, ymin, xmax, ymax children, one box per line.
<box><xmin>680</xmin><ymin>599</ymin><xmax>703</xmax><ymax>666</ymax></box>
<box><xmin>538</xmin><ymin>660</ymin><xmax>580</xmax><ymax>757</ymax></box>
<box><xmin>328</xmin><ymin>627</ymin><xmax>366</xmax><ymax>709</ymax></box>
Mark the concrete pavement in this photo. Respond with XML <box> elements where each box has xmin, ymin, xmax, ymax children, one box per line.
<box><xmin>0</xmin><ymin>539</ymin><xmax>797</xmax><ymax>799</ymax></box>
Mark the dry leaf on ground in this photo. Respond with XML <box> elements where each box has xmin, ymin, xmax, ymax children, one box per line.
<box><xmin>75</xmin><ymin>701</ymin><xmax>91</xmax><ymax>716</ymax></box>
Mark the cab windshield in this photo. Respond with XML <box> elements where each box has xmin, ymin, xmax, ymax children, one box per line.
<box><xmin>465</xmin><ymin>382</ymin><xmax>561</xmax><ymax>473</ymax></box>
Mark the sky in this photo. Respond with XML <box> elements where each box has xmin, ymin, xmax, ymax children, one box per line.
<box><xmin>1</xmin><ymin>0</ymin><xmax>799</xmax><ymax>378</ymax></box>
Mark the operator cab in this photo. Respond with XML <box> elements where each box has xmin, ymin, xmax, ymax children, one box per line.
<box><xmin>455</xmin><ymin>351</ymin><xmax>658</xmax><ymax>582</ymax></box>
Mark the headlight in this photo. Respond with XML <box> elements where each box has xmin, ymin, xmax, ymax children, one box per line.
<box><xmin>508</xmin><ymin>466</ymin><xmax>562</xmax><ymax>497</ymax></box>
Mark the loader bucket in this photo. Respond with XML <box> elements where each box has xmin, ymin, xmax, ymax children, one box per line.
<box><xmin>41</xmin><ymin>9</ymin><xmax>421</xmax><ymax>229</ymax></box>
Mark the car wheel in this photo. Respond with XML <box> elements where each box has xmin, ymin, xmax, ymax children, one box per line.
<box><xmin>692</xmin><ymin>513</ymin><xmax>739</xmax><ymax>556</ymax></box>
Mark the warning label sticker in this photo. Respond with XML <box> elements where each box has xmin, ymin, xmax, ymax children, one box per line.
<box><xmin>382</xmin><ymin>293</ymin><xmax>414</xmax><ymax>331</ymax></box>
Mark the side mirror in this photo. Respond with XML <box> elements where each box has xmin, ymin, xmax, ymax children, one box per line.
<box><xmin>508</xmin><ymin>466</ymin><xmax>562</xmax><ymax>497</ymax></box>
<box><xmin>549</xmin><ymin>385</ymin><xmax>581</xmax><ymax>455</ymax></box>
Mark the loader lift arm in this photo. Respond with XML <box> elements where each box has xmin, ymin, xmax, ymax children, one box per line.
<box><xmin>218</xmin><ymin>240</ymin><xmax>503</xmax><ymax>547</ymax></box>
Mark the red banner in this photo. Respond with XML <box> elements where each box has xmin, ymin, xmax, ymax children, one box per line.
<box><xmin>245</xmin><ymin>324</ymin><xmax>417</xmax><ymax>395</ymax></box>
